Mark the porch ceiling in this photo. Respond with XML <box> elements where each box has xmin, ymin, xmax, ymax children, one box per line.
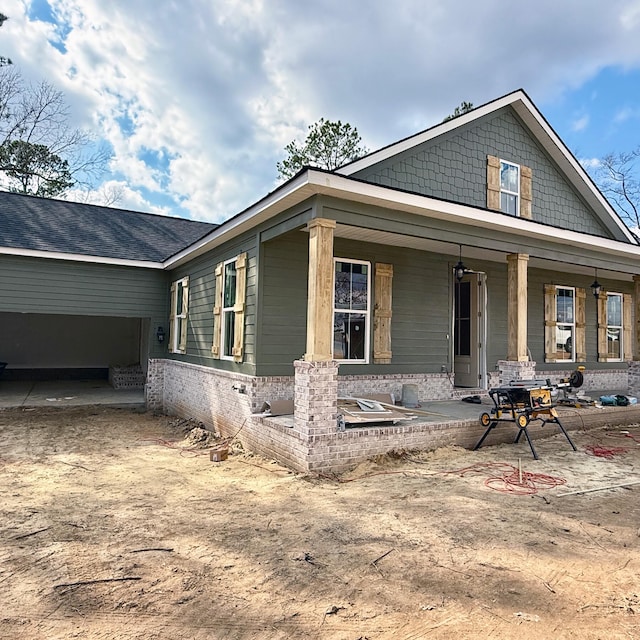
<box><xmin>332</xmin><ymin>223</ymin><xmax>633</xmax><ymax>282</ymax></box>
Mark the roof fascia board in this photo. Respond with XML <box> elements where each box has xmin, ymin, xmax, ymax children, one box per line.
<box><xmin>336</xmin><ymin>92</ymin><xmax>525</xmax><ymax>175</ymax></box>
<box><xmin>0</xmin><ymin>246</ymin><xmax>164</xmax><ymax>269</ymax></box>
<box><xmin>166</xmin><ymin>169</ymin><xmax>640</xmax><ymax>270</ymax></box>
<box><xmin>509</xmin><ymin>95</ymin><xmax>635</xmax><ymax>243</ymax></box>
<box><xmin>164</xmin><ymin>171</ymin><xmax>315</xmax><ymax>269</ymax></box>
<box><xmin>338</xmin><ymin>90</ymin><xmax>635</xmax><ymax>245</ymax></box>
<box><xmin>307</xmin><ymin>172</ymin><xmax>640</xmax><ymax>265</ymax></box>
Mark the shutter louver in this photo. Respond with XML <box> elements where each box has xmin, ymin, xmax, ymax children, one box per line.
<box><xmin>169</xmin><ymin>281</ymin><xmax>177</xmax><ymax>354</ymax></box>
<box><xmin>575</xmin><ymin>287</ymin><xmax>586</xmax><ymax>362</ymax></box>
<box><xmin>597</xmin><ymin>291</ymin><xmax>608</xmax><ymax>362</ymax></box>
<box><xmin>487</xmin><ymin>155</ymin><xmax>501</xmax><ymax>211</ymax></box>
<box><xmin>211</xmin><ymin>263</ymin><xmax>223</xmax><ymax>358</ymax></box>
<box><xmin>178</xmin><ymin>277</ymin><xmax>189</xmax><ymax>353</ymax></box>
<box><xmin>373</xmin><ymin>263</ymin><xmax>393</xmax><ymax>364</ymax></box>
<box><xmin>624</xmin><ymin>293</ymin><xmax>633</xmax><ymax>361</ymax></box>
<box><xmin>232</xmin><ymin>253</ymin><xmax>247</xmax><ymax>363</ymax></box>
<box><xmin>520</xmin><ymin>165</ymin><xmax>532</xmax><ymax>219</ymax></box>
<box><xmin>544</xmin><ymin>284</ymin><xmax>557</xmax><ymax>362</ymax></box>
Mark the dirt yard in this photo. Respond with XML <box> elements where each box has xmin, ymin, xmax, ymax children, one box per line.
<box><xmin>0</xmin><ymin>405</ymin><xmax>639</xmax><ymax>639</ymax></box>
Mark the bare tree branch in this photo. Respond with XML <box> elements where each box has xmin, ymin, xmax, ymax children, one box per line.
<box><xmin>0</xmin><ymin>67</ymin><xmax>111</xmax><ymax>198</ymax></box>
<box><xmin>595</xmin><ymin>149</ymin><xmax>640</xmax><ymax>229</ymax></box>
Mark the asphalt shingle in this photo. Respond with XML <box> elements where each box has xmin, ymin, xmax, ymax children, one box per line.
<box><xmin>0</xmin><ymin>191</ymin><xmax>217</xmax><ymax>262</ymax></box>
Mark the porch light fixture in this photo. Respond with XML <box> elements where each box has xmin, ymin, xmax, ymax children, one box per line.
<box><xmin>454</xmin><ymin>245</ymin><xmax>468</xmax><ymax>282</ymax></box>
<box><xmin>156</xmin><ymin>326</ymin><xmax>166</xmax><ymax>343</ymax></box>
<box><xmin>590</xmin><ymin>269</ymin><xmax>601</xmax><ymax>299</ymax></box>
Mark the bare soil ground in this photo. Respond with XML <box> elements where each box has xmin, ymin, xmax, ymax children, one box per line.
<box><xmin>0</xmin><ymin>406</ymin><xmax>639</xmax><ymax>639</ymax></box>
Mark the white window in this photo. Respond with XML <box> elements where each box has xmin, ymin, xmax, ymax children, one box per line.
<box><xmin>555</xmin><ymin>286</ymin><xmax>575</xmax><ymax>361</ymax></box>
<box><xmin>170</xmin><ymin>276</ymin><xmax>189</xmax><ymax>354</ymax></box>
<box><xmin>221</xmin><ymin>258</ymin><xmax>237</xmax><ymax>360</ymax></box>
<box><xmin>500</xmin><ymin>160</ymin><xmax>520</xmax><ymax>215</ymax></box>
<box><xmin>606</xmin><ymin>293</ymin><xmax>623</xmax><ymax>361</ymax></box>
<box><xmin>333</xmin><ymin>259</ymin><xmax>370</xmax><ymax>363</ymax></box>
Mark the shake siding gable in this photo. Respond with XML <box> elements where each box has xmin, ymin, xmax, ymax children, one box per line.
<box><xmin>353</xmin><ymin>108</ymin><xmax>613</xmax><ymax>238</ymax></box>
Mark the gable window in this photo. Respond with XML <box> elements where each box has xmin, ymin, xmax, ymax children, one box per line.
<box><xmin>333</xmin><ymin>259</ymin><xmax>370</xmax><ymax>362</ymax></box>
<box><xmin>212</xmin><ymin>253</ymin><xmax>247</xmax><ymax>362</ymax></box>
<box><xmin>544</xmin><ymin>284</ymin><xmax>586</xmax><ymax>363</ymax></box>
<box><xmin>487</xmin><ymin>156</ymin><xmax>532</xmax><ymax>218</ymax></box>
<box><xmin>500</xmin><ymin>160</ymin><xmax>520</xmax><ymax>215</ymax></box>
<box><xmin>169</xmin><ymin>276</ymin><xmax>189</xmax><ymax>354</ymax></box>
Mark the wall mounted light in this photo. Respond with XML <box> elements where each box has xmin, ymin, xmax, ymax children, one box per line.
<box><xmin>156</xmin><ymin>326</ymin><xmax>166</xmax><ymax>343</ymax></box>
<box><xmin>590</xmin><ymin>269</ymin><xmax>601</xmax><ymax>299</ymax></box>
<box><xmin>454</xmin><ymin>245</ymin><xmax>468</xmax><ymax>282</ymax></box>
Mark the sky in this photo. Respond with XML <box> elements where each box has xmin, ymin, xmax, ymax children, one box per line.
<box><xmin>1</xmin><ymin>0</ymin><xmax>640</xmax><ymax>223</ymax></box>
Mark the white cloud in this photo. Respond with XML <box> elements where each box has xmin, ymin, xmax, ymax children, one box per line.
<box><xmin>580</xmin><ymin>157</ymin><xmax>601</xmax><ymax>170</ymax></box>
<box><xmin>3</xmin><ymin>0</ymin><xmax>640</xmax><ymax>221</ymax></box>
<box><xmin>571</xmin><ymin>114</ymin><xmax>590</xmax><ymax>132</ymax></box>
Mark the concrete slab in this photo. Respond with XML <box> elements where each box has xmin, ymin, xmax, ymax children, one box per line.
<box><xmin>0</xmin><ymin>380</ymin><xmax>144</xmax><ymax>409</ymax></box>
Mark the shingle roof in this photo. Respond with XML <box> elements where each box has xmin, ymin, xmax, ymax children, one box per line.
<box><xmin>0</xmin><ymin>191</ymin><xmax>216</xmax><ymax>262</ymax></box>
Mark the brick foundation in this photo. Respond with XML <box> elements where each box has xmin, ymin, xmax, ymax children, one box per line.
<box><xmin>497</xmin><ymin>360</ymin><xmax>537</xmax><ymax>384</ymax></box>
<box><xmin>144</xmin><ymin>358</ymin><xmax>636</xmax><ymax>473</ymax></box>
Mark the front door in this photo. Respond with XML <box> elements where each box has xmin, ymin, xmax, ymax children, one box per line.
<box><xmin>454</xmin><ymin>273</ymin><xmax>484</xmax><ymax>388</ymax></box>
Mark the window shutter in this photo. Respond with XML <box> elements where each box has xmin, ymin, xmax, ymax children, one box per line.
<box><xmin>373</xmin><ymin>263</ymin><xmax>393</xmax><ymax>364</ymax></box>
<box><xmin>232</xmin><ymin>252</ymin><xmax>247</xmax><ymax>363</ymax></box>
<box><xmin>169</xmin><ymin>281</ymin><xmax>177</xmax><ymax>354</ymax></box>
<box><xmin>544</xmin><ymin>284</ymin><xmax>557</xmax><ymax>363</ymax></box>
<box><xmin>211</xmin><ymin>263</ymin><xmax>223</xmax><ymax>358</ymax></box>
<box><xmin>597</xmin><ymin>291</ymin><xmax>608</xmax><ymax>362</ymax></box>
<box><xmin>623</xmin><ymin>293</ymin><xmax>633</xmax><ymax>361</ymax></box>
<box><xmin>179</xmin><ymin>276</ymin><xmax>189</xmax><ymax>353</ymax></box>
<box><xmin>520</xmin><ymin>165</ymin><xmax>532</xmax><ymax>219</ymax></box>
<box><xmin>575</xmin><ymin>287</ymin><xmax>586</xmax><ymax>362</ymax></box>
<box><xmin>487</xmin><ymin>155</ymin><xmax>500</xmax><ymax>211</ymax></box>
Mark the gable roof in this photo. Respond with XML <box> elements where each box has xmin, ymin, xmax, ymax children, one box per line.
<box><xmin>336</xmin><ymin>89</ymin><xmax>636</xmax><ymax>245</ymax></box>
<box><xmin>0</xmin><ymin>191</ymin><xmax>216</xmax><ymax>265</ymax></box>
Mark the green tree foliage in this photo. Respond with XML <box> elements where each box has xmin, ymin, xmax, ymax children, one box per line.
<box><xmin>0</xmin><ymin>140</ymin><xmax>73</xmax><ymax>197</ymax></box>
<box><xmin>277</xmin><ymin>118</ymin><xmax>368</xmax><ymax>180</ymax></box>
<box><xmin>442</xmin><ymin>101</ymin><xmax>474</xmax><ymax>122</ymax></box>
<box><xmin>595</xmin><ymin>148</ymin><xmax>640</xmax><ymax>229</ymax></box>
<box><xmin>0</xmin><ymin>13</ymin><xmax>12</xmax><ymax>66</ymax></box>
<box><xmin>0</xmin><ymin>67</ymin><xmax>109</xmax><ymax>198</ymax></box>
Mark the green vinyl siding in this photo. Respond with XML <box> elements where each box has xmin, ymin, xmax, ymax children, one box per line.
<box><xmin>257</xmin><ymin>232</ymin><xmax>309</xmax><ymax>371</ymax></box>
<box><xmin>0</xmin><ymin>254</ymin><xmax>168</xmax><ymax>358</ymax></box>
<box><xmin>167</xmin><ymin>235</ymin><xmax>258</xmax><ymax>373</ymax></box>
<box><xmin>478</xmin><ymin>260</ymin><xmax>509</xmax><ymax>367</ymax></box>
<box><xmin>257</xmin><ymin>231</ymin><xmax>455</xmax><ymax>376</ymax></box>
<box><xmin>352</xmin><ymin>107</ymin><xmax>612</xmax><ymax>238</ymax></box>
<box><xmin>526</xmin><ymin>268</ymin><xmax>632</xmax><ymax>370</ymax></box>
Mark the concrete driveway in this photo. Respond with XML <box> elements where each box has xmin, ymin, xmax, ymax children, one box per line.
<box><xmin>0</xmin><ymin>379</ymin><xmax>144</xmax><ymax>409</ymax></box>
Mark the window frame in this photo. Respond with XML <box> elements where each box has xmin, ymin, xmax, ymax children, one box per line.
<box><xmin>170</xmin><ymin>276</ymin><xmax>189</xmax><ymax>354</ymax></box>
<box><xmin>332</xmin><ymin>257</ymin><xmax>371</xmax><ymax>364</ymax></box>
<box><xmin>554</xmin><ymin>285</ymin><xmax>576</xmax><ymax>362</ymax></box>
<box><xmin>220</xmin><ymin>256</ymin><xmax>238</xmax><ymax>361</ymax></box>
<box><xmin>500</xmin><ymin>160</ymin><xmax>520</xmax><ymax>216</ymax></box>
<box><xmin>606</xmin><ymin>292</ymin><xmax>624</xmax><ymax>362</ymax></box>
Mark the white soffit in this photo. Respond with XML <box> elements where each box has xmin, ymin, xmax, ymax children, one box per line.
<box><xmin>332</xmin><ymin>224</ymin><xmax>633</xmax><ymax>281</ymax></box>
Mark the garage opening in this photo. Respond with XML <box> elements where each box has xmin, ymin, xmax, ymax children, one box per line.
<box><xmin>0</xmin><ymin>312</ymin><xmax>149</xmax><ymax>382</ymax></box>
